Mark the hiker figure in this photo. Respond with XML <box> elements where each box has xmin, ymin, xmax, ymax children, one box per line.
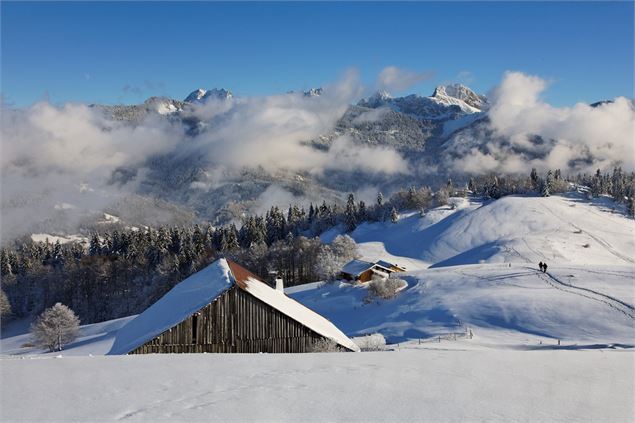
<box><xmin>539</xmin><ymin>262</ymin><xmax>544</xmax><ymax>272</ymax></box>
<box><xmin>543</xmin><ymin>262</ymin><xmax>548</xmax><ymax>273</ymax></box>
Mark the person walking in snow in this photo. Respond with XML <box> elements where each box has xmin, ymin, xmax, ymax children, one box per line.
<box><xmin>539</xmin><ymin>262</ymin><xmax>544</xmax><ymax>272</ymax></box>
<box><xmin>543</xmin><ymin>262</ymin><xmax>548</xmax><ymax>273</ymax></box>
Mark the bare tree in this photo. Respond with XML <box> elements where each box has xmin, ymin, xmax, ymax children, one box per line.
<box><xmin>31</xmin><ymin>303</ymin><xmax>80</xmax><ymax>352</ymax></box>
<box><xmin>310</xmin><ymin>337</ymin><xmax>341</xmax><ymax>353</ymax></box>
<box><xmin>367</xmin><ymin>274</ymin><xmax>407</xmax><ymax>300</ymax></box>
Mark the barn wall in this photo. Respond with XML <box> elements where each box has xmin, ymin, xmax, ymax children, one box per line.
<box><xmin>129</xmin><ymin>286</ymin><xmax>328</xmax><ymax>354</ymax></box>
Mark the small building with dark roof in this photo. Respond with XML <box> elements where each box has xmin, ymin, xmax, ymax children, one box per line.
<box><xmin>339</xmin><ymin>259</ymin><xmax>406</xmax><ymax>283</ymax></box>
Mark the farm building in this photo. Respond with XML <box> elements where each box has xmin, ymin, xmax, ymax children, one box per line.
<box><xmin>339</xmin><ymin>259</ymin><xmax>406</xmax><ymax>283</ymax></box>
<box><xmin>108</xmin><ymin>258</ymin><xmax>359</xmax><ymax>354</ymax></box>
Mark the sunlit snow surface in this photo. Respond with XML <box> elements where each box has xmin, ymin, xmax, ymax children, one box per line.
<box><xmin>1</xmin><ymin>350</ymin><xmax>633</xmax><ymax>422</ymax></box>
<box><xmin>2</xmin><ymin>193</ymin><xmax>634</xmax><ymax>422</ymax></box>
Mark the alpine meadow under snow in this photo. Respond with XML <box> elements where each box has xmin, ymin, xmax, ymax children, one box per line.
<box><xmin>2</xmin><ymin>2</ymin><xmax>635</xmax><ymax>420</ymax></box>
<box><xmin>2</xmin><ymin>193</ymin><xmax>634</xmax><ymax>421</ymax></box>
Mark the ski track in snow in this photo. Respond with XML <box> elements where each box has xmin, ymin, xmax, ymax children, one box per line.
<box><xmin>542</xmin><ymin>202</ymin><xmax>635</xmax><ymax>265</ymax></box>
<box><xmin>528</xmin><ymin>267</ymin><xmax>635</xmax><ymax>320</ymax></box>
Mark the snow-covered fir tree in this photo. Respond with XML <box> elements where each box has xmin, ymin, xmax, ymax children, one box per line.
<box><xmin>542</xmin><ymin>170</ymin><xmax>554</xmax><ymax>197</ymax></box>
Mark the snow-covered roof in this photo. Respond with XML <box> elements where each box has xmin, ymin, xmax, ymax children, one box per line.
<box><xmin>108</xmin><ymin>259</ymin><xmax>234</xmax><ymax>355</ymax></box>
<box><xmin>109</xmin><ymin>258</ymin><xmax>359</xmax><ymax>354</ymax></box>
<box><xmin>371</xmin><ymin>268</ymin><xmax>390</xmax><ymax>279</ymax></box>
<box><xmin>231</xmin><ymin>261</ymin><xmax>359</xmax><ymax>352</ymax></box>
<box><xmin>341</xmin><ymin>259</ymin><xmax>404</xmax><ymax>277</ymax></box>
<box><xmin>375</xmin><ymin>260</ymin><xmax>406</xmax><ymax>271</ymax></box>
<box><xmin>341</xmin><ymin>259</ymin><xmax>375</xmax><ymax>277</ymax></box>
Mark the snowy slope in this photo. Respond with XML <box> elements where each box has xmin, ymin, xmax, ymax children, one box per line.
<box><xmin>350</xmin><ymin>193</ymin><xmax>635</xmax><ymax>268</ymax></box>
<box><xmin>2</xmin><ymin>194</ymin><xmax>633</xmax><ymax>422</ymax></box>
<box><xmin>289</xmin><ymin>263</ymin><xmax>635</xmax><ymax>346</ymax></box>
<box><xmin>1</xmin><ymin>350</ymin><xmax>632</xmax><ymax>422</ymax></box>
<box><xmin>1</xmin><ymin>316</ymin><xmax>136</xmax><ymax>356</ymax></box>
<box><xmin>299</xmin><ymin>194</ymin><xmax>635</xmax><ymax>346</ymax></box>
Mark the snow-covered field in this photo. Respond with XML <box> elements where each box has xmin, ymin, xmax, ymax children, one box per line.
<box><xmin>289</xmin><ymin>264</ymin><xmax>635</xmax><ymax>346</ymax></box>
<box><xmin>1</xmin><ymin>350</ymin><xmax>633</xmax><ymax>422</ymax></box>
<box><xmin>2</xmin><ymin>193</ymin><xmax>634</xmax><ymax>422</ymax></box>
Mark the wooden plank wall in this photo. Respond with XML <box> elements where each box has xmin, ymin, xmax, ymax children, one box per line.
<box><xmin>129</xmin><ymin>286</ymin><xmax>327</xmax><ymax>354</ymax></box>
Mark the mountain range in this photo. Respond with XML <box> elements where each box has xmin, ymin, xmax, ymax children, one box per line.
<box><xmin>88</xmin><ymin>84</ymin><xmax>489</xmax><ymax>226</ymax></box>
<box><xmin>7</xmin><ymin>83</ymin><xmax>620</xmax><ymax>241</ymax></box>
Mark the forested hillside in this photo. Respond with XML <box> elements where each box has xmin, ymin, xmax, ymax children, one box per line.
<box><xmin>1</xmin><ymin>168</ymin><xmax>633</xmax><ymax>324</ymax></box>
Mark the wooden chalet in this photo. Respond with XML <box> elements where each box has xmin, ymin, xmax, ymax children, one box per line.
<box><xmin>109</xmin><ymin>258</ymin><xmax>359</xmax><ymax>354</ymax></box>
<box><xmin>339</xmin><ymin>259</ymin><xmax>406</xmax><ymax>283</ymax></box>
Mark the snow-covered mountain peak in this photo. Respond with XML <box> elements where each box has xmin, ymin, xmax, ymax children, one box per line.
<box><xmin>184</xmin><ymin>88</ymin><xmax>233</xmax><ymax>103</ymax></box>
<box><xmin>143</xmin><ymin>96</ymin><xmax>183</xmax><ymax>115</ymax></box>
<box><xmin>358</xmin><ymin>90</ymin><xmax>394</xmax><ymax>108</ymax></box>
<box><xmin>303</xmin><ymin>87</ymin><xmax>323</xmax><ymax>97</ymax></box>
<box><xmin>432</xmin><ymin>84</ymin><xmax>487</xmax><ymax>111</ymax></box>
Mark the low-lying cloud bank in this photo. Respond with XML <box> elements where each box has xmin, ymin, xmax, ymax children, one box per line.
<box><xmin>451</xmin><ymin>71</ymin><xmax>634</xmax><ymax>174</ymax></box>
<box><xmin>1</xmin><ymin>68</ymin><xmax>633</xmax><ymax>242</ymax></box>
<box><xmin>0</xmin><ymin>68</ymin><xmax>411</xmax><ymax>241</ymax></box>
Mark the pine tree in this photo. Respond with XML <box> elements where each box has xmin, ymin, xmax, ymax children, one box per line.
<box><xmin>627</xmin><ymin>197</ymin><xmax>635</xmax><ymax>218</ymax></box>
<box><xmin>357</xmin><ymin>201</ymin><xmax>367</xmax><ymax>223</ymax></box>
<box><xmin>407</xmin><ymin>186</ymin><xmax>417</xmax><ymax>209</ymax></box>
<box><xmin>591</xmin><ymin>169</ymin><xmax>602</xmax><ymax>197</ymax></box>
<box><xmin>225</xmin><ymin>224</ymin><xmax>240</xmax><ymax>252</ymax></box>
<box><xmin>468</xmin><ymin>177</ymin><xmax>475</xmax><ymax>193</ymax></box>
<box><xmin>345</xmin><ymin>193</ymin><xmax>357</xmax><ymax>232</ymax></box>
<box><xmin>612</xmin><ymin>167</ymin><xmax>625</xmax><ymax>202</ymax></box>
<box><xmin>376</xmin><ymin>192</ymin><xmax>385</xmax><ymax>221</ymax></box>
<box><xmin>88</xmin><ymin>234</ymin><xmax>101</xmax><ymax>256</ymax></box>
<box><xmin>488</xmin><ymin>176</ymin><xmax>501</xmax><ymax>199</ymax></box>
<box><xmin>390</xmin><ymin>207</ymin><xmax>398</xmax><ymax>223</ymax></box>
<box><xmin>0</xmin><ymin>249</ymin><xmax>12</xmax><ymax>276</ymax></box>
<box><xmin>542</xmin><ymin>170</ymin><xmax>554</xmax><ymax>197</ymax></box>
<box><xmin>530</xmin><ymin>168</ymin><xmax>539</xmax><ymax>191</ymax></box>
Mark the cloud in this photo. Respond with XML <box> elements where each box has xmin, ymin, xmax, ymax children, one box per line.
<box><xmin>318</xmin><ymin>136</ymin><xmax>410</xmax><ymax>175</ymax></box>
<box><xmin>451</xmin><ymin>71</ymin><xmax>635</xmax><ymax>174</ymax></box>
<box><xmin>0</xmin><ymin>101</ymin><xmax>188</xmax><ymax>241</ymax></box>
<box><xmin>352</xmin><ymin>107</ymin><xmax>392</xmax><ymax>125</ymax></box>
<box><xmin>377</xmin><ymin>66</ymin><xmax>433</xmax><ymax>92</ymax></box>
<box><xmin>1</xmin><ymin>102</ymin><xmax>182</xmax><ymax>175</ymax></box>
<box><xmin>184</xmin><ymin>69</ymin><xmax>407</xmax><ymax>176</ymax></box>
<box><xmin>1</xmin><ymin>69</ymin><xmax>410</xmax><ymax>241</ymax></box>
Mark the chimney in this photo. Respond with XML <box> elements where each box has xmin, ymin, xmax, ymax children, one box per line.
<box><xmin>275</xmin><ymin>277</ymin><xmax>284</xmax><ymax>292</ymax></box>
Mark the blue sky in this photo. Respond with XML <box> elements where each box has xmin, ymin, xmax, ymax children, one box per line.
<box><xmin>1</xmin><ymin>2</ymin><xmax>633</xmax><ymax>107</ymax></box>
